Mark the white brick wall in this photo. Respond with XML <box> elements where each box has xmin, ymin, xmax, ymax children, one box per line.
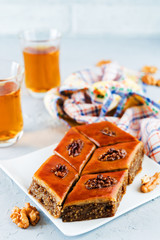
<box><xmin>0</xmin><ymin>2</ymin><xmax>70</xmax><ymax>35</ymax></box>
<box><xmin>0</xmin><ymin>0</ymin><xmax>160</xmax><ymax>37</ymax></box>
<box><xmin>72</xmin><ymin>4</ymin><xmax>160</xmax><ymax>36</ymax></box>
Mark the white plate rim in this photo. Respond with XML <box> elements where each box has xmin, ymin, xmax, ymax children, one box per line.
<box><xmin>1</xmin><ymin>144</ymin><xmax>160</xmax><ymax>236</ymax></box>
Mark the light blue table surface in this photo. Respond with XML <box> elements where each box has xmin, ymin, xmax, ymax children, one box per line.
<box><xmin>0</xmin><ymin>36</ymin><xmax>160</xmax><ymax>240</ymax></box>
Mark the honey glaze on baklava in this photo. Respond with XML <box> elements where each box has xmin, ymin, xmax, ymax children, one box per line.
<box><xmin>28</xmin><ymin>122</ymin><xmax>144</xmax><ymax>221</ymax></box>
<box><xmin>28</xmin><ymin>155</ymin><xmax>78</xmax><ymax>218</ymax></box>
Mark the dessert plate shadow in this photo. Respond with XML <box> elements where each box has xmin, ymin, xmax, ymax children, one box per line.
<box><xmin>1</xmin><ymin>144</ymin><xmax>160</xmax><ymax>236</ymax></box>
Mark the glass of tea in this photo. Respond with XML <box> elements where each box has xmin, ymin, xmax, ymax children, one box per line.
<box><xmin>0</xmin><ymin>60</ymin><xmax>23</xmax><ymax>147</ymax></box>
<box><xmin>19</xmin><ymin>29</ymin><xmax>61</xmax><ymax>98</ymax></box>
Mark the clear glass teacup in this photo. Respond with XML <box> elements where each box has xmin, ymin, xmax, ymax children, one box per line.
<box><xmin>19</xmin><ymin>29</ymin><xmax>61</xmax><ymax>98</ymax></box>
<box><xmin>0</xmin><ymin>60</ymin><xmax>24</xmax><ymax>147</ymax></box>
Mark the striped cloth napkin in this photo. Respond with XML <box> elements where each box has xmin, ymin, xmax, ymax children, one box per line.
<box><xmin>44</xmin><ymin>62</ymin><xmax>160</xmax><ymax>163</ymax></box>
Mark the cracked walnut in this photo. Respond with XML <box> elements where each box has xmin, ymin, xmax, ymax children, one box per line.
<box><xmin>10</xmin><ymin>203</ymin><xmax>40</xmax><ymax>229</ymax></box>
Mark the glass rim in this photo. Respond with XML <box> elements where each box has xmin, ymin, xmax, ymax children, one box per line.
<box><xmin>0</xmin><ymin>59</ymin><xmax>24</xmax><ymax>81</ymax></box>
<box><xmin>18</xmin><ymin>28</ymin><xmax>61</xmax><ymax>43</ymax></box>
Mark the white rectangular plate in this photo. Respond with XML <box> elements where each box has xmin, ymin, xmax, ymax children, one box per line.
<box><xmin>1</xmin><ymin>144</ymin><xmax>160</xmax><ymax>236</ymax></box>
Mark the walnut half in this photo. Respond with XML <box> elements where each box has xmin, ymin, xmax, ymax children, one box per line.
<box><xmin>96</xmin><ymin>60</ymin><xmax>111</xmax><ymax>67</ymax></box>
<box><xmin>10</xmin><ymin>203</ymin><xmax>40</xmax><ymax>229</ymax></box>
<box><xmin>156</xmin><ymin>79</ymin><xmax>160</xmax><ymax>87</ymax></box>
<box><xmin>25</xmin><ymin>203</ymin><xmax>40</xmax><ymax>226</ymax></box>
<box><xmin>141</xmin><ymin>65</ymin><xmax>158</xmax><ymax>74</ymax></box>
<box><xmin>10</xmin><ymin>206</ymin><xmax>29</xmax><ymax>229</ymax></box>
<box><xmin>141</xmin><ymin>75</ymin><xmax>156</xmax><ymax>85</ymax></box>
<box><xmin>140</xmin><ymin>172</ymin><xmax>160</xmax><ymax>193</ymax></box>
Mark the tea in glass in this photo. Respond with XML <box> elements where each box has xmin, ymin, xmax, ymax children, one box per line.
<box><xmin>0</xmin><ymin>60</ymin><xmax>23</xmax><ymax>147</ymax></box>
<box><xmin>20</xmin><ymin>29</ymin><xmax>61</xmax><ymax>98</ymax></box>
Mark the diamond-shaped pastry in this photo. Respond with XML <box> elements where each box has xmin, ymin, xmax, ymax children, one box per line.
<box><xmin>76</xmin><ymin>121</ymin><xmax>137</xmax><ymax>147</ymax></box>
<box><xmin>62</xmin><ymin>170</ymin><xmax>127</xmax><ymax>222</ymax></box>
<box><xmin>82</xmin><ymin>141</ymin><xmax>144</xmax><ymax>184</ymax></box>
<box><xmin>28</xmin><ymin>155</ymin><xmax>78</xmax><ymax>218</ymax></box>
<box><xmin>54</xmin><ymin>127</ymin><xmax>96</xmax><ymax>173</ymax></box>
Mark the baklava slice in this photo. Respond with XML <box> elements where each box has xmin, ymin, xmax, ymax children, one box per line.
<box><xmin>62</xmin><ymin>170</ymin><xmax>128</xmax><ymax>222</ymax></box>
<box><xmin>82</xmin><ymin>141</ymin><xmax>144</xmax><ymax>184</ymax></box>
<box><xmin>76</xmin><ymin>121</ymin><xmax>137</xmax><ymax>147</ymax></box>
<box><xmin>28</xmin><ymin>155</ymin><xmax>78</xmax><ymax>218</ymax></box>
<box><xmin>54</xmin><ymin>127</ymin><xmax>96</xmax><ymax>173</ymax></box>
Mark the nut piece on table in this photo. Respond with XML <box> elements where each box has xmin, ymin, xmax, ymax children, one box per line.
<box><xmin>141</xmin><ymin>172</ymin><xmax>160</xmax><ymax>193</ymax></box>
<box><xmin>25</xmin><ymin>203</ymin><xmax>40</xmax><ymax>226</ymax></box>
<box><xmin>96</xmin><ymin>60</ymin><xmax>111</xmax><ymax>67</ymax></box>
<box><xmin>10</xmin><ymin>206</ymin><xmax>29</xmax><ymax>229</ymax></box>
<box><xmin>156</xmin><ymin>79</ymin><xmax>160</xmax><ymax>87</ymax></box>
<box><xmin>141</xmin><ymin>75</ymin><xmax>156</xmax><ymax>85</ymax></box>
<box><xmin>141</xmin><ymin>66</ymin><xmax>158</xmax><ymax>74</ymax></box>
<box><xmin>10</xmin><ymin>203</ymin><xmax>40</xmax><ymax>228</ymax></box>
